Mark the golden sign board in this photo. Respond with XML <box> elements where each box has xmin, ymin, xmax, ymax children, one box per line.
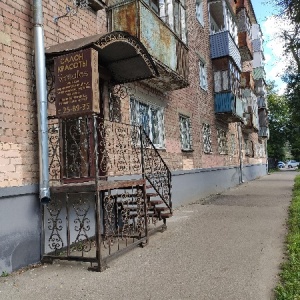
<box><xmin>54</xmin><ymin>48</ymin><xmax>99</xmax><ymax>117</ymax></box>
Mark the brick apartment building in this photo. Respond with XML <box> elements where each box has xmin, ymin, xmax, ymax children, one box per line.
<box><xmin>0</xmin><ymin>0</ymin><xmax>268</xmax><ymax>273</ymax></box>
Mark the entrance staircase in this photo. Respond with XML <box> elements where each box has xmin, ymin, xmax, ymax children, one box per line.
<box><xmin>44</xmin><ymin>115</ymin><xmax>172</xmax><ymax>270</ymax></box>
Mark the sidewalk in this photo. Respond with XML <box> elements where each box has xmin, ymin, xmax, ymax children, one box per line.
<box><xmin>0</xmin><ymin>171</ymin><xmax>296</xmax><ymax>300</ymax></box>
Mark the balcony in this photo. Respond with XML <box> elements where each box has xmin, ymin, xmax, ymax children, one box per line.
<box><xmin>252</xmin><ymin>38</ymin><xmax>263</xmax><ymax>52</ymax></box>
<box><xmin>237</xmin><ymin>9</ymin><xmax>253</xmax><ymax>61</ymax></box>
<box><xmin>259</xmin><ymin>109</ymin><xmax>268</xmax><ymax>127</ymax></box>
<box><xmin>243</xmin><ymin>110</ymin><xmax>259</xmax><ymax>132</ymax></box>
<box><xmin>214</xmin><ymin>92</ymin><xmax>245</xmax><ymax>123</ymax></box>
<box><xmin>107</xmin><ymin>0</ymin><xmax>188</xmax><ymax>91</ymax></box>
<box><xmin>235</xmin><ymin>0</ymin><xmax>257</xmax><ymax>24</ymax></box>
<box><xmin>255</xmin><ymin>78</ymin><xmax>267</xmax><ymax>96</ymax></box>
<box><xmin>258</xmin><ymin>96</ymin><xmax>268</xmax><ymax>109</ymax></box>
<box><xmin>241</xmin><ymin>72</ymin><xmax>254</xmax><ymax>89</ymax></box>
<box><xmin>258</xmin><ymin>127</ymin><xmax>270</xmax><ymax>139</ymax></box>
<box><xmin>253</xmin><ymin>52</ymin><xmax>264</xmax><ymax>68</ymax></box>
<box><xmin>210</xmin><ymin>31</ymin><xmax>242</xmax><ymax>71</ymax></box>
<box><xmin>253</xmin><ymin>67</ymin><xmax>266</xmax><ymax>81</ymax></box>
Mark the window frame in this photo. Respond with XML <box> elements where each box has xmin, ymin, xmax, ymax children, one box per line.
<box><xmin>195</xmin><ymin>0</ymin><xmax>204</xmax><ymax>26</ymax></box>
<box><xmin>199</xmin><ymin>59</ymin><xmax>208</xmax><ymax>91</ymax></box>
<box><xmin>130</xmin><ymin>96</ymin><xmax>165</xmax><ymax>149</ymax></box>
<box><xmin>179</xmin><ymin>114</ymin><xmax>192</xmax><ymax>151</ymax></box>
<box><xmin>202</xmin><ymin>123</ymin><xmax>212</xmax><ymax>154</ymax></box>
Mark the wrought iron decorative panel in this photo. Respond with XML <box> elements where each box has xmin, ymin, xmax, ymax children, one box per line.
<box><xmin>217</xmin><ymin>128</ymin><xmax>228</xmax><ymax>155</ymax></box>
<box><xmin>202</xmin><ymin>123</ymin><xmax>212</xmax><ymax>154</ymax></box>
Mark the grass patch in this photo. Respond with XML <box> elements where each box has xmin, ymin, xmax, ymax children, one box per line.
<box><xmin>275</xmin><ymin>175</ymin><xmax>300</xmax><ymax>299</ymax></box>
<box><xmin>1</xmin><ymin>271</ymin><xmax>9</xmax><ymax>277</ymax></box>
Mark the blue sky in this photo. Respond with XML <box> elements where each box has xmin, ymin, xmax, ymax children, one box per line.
<box><xmin>251</xmin><ymin>0</ymin><xmax>287</xmax><ymax>94</ymax></box>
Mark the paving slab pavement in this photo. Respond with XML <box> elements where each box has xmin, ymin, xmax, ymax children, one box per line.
<box><xmin>0</xmin><ymin>170</ymin><xmax>296</xmax><ymax>300</ymax></box>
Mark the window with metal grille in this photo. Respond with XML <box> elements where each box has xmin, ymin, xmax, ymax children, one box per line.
<box><xmin>199</xmin><ymin>60</ymin><xmax>208</xmax><ymax>90</ymax></box>
<box><xmin>196</xmin><ymin>0</ymin><xmax>204</xmax><ymax>26</ymax></box>
<box><xmin>217</xmin><ymin>128</ymin><xmax>228</xmax><ymax>155</ymax></box>
<box><xmin>130</xmin><ymin>97</ymin><xmax>165</xmax><ymax>148</ymax></box>
<box><xmin>179</xmin><ymin>115</ymin><xmax>192</xmax><ymax>150</ymax></box>
<box><xmin>202</xmin><ymin>123</ymin><xmax>212</xmax><ymax>153</ymax></box>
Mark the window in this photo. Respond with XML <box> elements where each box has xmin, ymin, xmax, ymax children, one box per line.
<box><xmin>202</xmin><ymin>123</ymin><xmax>212</xmax><ymax>153</ymax></box>
<box><xmin>130</xmin><ymin>97</ymin><xmax>165</xmax><ymax>148</ymax></box>
<box><xmin>217</xmin><ymin>128</ymin><xmax>228</xmax><ymax>155</ymax></box>
<box><xmin>196</xmin><ymin>0</ymin><xmax>204</xmax><ymax>26</ymax></box>
<box><xmin>143</xmin><ymin>0</ymin><xmax>187</xmax><ymax>43</ymax></box>
<box><xmin>179</xmin><ymin>115</ymin><xmax>192</xmax><ymax>150</ymax></box>
<box><xmin>199</xmin><ymin>60</ymin><xmax>208</xmax><ymax>90</ymax></box>
<box><xmin>230</xmin><ymin>133</ymin><xmax>236</xmax><ymax>156</ymax></box>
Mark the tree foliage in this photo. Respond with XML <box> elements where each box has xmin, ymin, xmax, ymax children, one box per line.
<box><xmin>267</xmin><ymin>81</ymin><xmax>290</xmax><ymax>160</ymax></box>
<box><xmin>272</xmin><ymin>0</ymin><xmax>300</xmax><ymax>159</ymax></box>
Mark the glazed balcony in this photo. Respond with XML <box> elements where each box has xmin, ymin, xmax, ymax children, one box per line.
<box><xmin>258</xmin><ymin>127</ymin><xmax>270</xmax><ymax>139</ymax></box>
<box><xmin>107</xmin><ymin>0</ymin><xmax>188</xmax><ymax>91</ymax></box>
<box><xmin>214</xmin><ymin>92</ymin><xmax>245</xmax><ymax>123</ymax></box>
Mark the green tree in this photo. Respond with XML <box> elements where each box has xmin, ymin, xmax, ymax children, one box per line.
<box><xmin>267</xmin><ymin>81</ymin><xmax>290</xmax><ymax>160</ymax></box>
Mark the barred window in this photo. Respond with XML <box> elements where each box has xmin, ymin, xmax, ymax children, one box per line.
<box><xmin>217</xmin><ymin>128</ymin><xmax>228</xmax><ymax>155</ymax></box>
<box><xmin>199</xmin><ymin>60</ymin><xmax>208</xmax><ymax>90</ymax></box>
<box><xmin>196</xmin><ymin>0</ymin><xmax>204</xmax><ymax>26</ymax></box>
<box><xmin>130</xmin><ymin>97</ymin><xmax>165</xmax><ymax>148</ymax></box>
<box><xmin>244</xmin><ymin>139</ymin><xmax>254</xmax><ymax>157</ymax></box>
<box><xmin>202</xmin><ymin>123</ymin><xmax>212</xmax><ymax>153</ymax></box>
<box><xmin>179</xmin><ymin>115</ymin><xmax>192</xmax><ymax>150</ymax></box>
<box><xmin>229</xmin><ymin>133</ymin><xmax>236</xmax><ymax>156</ymax></box>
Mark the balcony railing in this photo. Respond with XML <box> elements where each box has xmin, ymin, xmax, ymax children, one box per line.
<box><xmin>252</xmin><ymin>38</ymin><xmax>263</xmax><ymax>52</ymax></box>
<box><xmin>107</xmin><ymin>0</ymin><xmax>188</xmax><ymax>91</ymax></box>
<box><xmin>214</xmin><ymin>92</ymin><xmax>244</xmax><ymax>122</ymax></box>
<box><xmin>253</xmin><ymin>67</ymin><xmax>266</xmax><ymax>81</ymax></box>
<box><xmin>253</xmin><ymin>52</ymin><xmax>264</xmax><ymax>68</ymax></box>
<box><xmin>210</xmin><ymin>31</ymin><xmax>242</xmax><ymax>71</ymax></box>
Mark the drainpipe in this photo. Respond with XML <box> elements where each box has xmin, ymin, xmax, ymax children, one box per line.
<box><xmin>33</xmin><ymin>0</ymin><xmax>50</xmax><ymax>203</ymax></box>
<box><xmin>237</xmin><ymin>122</ymin><xmax>244</xmax><ymax>183</ymax></box>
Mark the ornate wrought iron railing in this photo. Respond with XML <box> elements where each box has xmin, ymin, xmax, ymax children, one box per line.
<box><xmin>47</xmin><ymin>114</ymin><xmax>172</xmax><ymax>211</ymax></box>
<box><xmin>140</xmin><ymin>130</ymin><xmax>172</xmax><ymax>211</ymax></box>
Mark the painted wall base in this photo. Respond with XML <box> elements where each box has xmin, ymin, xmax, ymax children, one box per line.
<box><xmin>0</xmin><ymin>164</ymin><xmax>267</xmax><ymax>274</ymax></box>
<box><xmin>0</xmin><ymin>185</ymin><xmax>41</xmax><ymax>274</ymax></box>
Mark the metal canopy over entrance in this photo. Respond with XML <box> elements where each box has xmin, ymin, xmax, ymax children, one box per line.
<box><xmin>45</xmin><ymin>31</ymin><xmax>159</xmax><ymax>84</ymax></box>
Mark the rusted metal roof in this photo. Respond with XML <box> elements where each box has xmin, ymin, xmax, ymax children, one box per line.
<box><xmin>45</xmin><ymin>31</ymin><xmax>159</xmax><ymax>84</ymax></box>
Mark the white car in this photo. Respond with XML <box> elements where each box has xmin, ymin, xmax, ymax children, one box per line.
<box><xmin>287</xmin><ymin>160</ymin><xmax>299</xmax><ymax>168</ymax></box>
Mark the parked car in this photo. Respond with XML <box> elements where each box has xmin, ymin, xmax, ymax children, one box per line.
<box><xmin>287</xmin><ymin>160</ymin><xmax>300</xmax><ymax>168</ymax></box>
<box><xmin>277</xmin><ymin>161</ymin><xmax>285</xmax><ymax>168</ymax></box>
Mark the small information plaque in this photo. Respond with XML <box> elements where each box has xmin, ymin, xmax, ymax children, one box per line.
<box><xmin>54</xmin><ymin>48</ymin><xmax>100</xmax><ymax>117</ymax></box>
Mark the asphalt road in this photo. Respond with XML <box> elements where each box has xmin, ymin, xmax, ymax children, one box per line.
<box><xmin>0</xmin><ymin>170</ymin><xmax>296</xmax><ymax>300</ymax></box>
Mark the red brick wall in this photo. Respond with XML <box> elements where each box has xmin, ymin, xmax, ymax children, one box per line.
<box><xmin>0</xmin><ymin>0</ymin><xmax>266</xmax><ymax>188</ymax></box>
